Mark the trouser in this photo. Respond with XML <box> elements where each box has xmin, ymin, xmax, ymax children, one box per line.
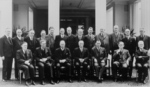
<box><xmin>37</xmin><ymin>62</ymin><xmax>54</xmax><ymax>80</ymax></box>
<box><xmin>112</xmin><ymin>63</ymin><xmax>128</xmax><ymax>79</ymax></box>
<box><xmin>19</xmin><ymin>64</ymin><xmax>35</xmax><ymax>80</ymax></box>
<box><xmin>56</xmin><ymin>61</ymin><xmax>71</xmax><ymax>79</ymax></box>
<box><xmin>136</xmin><ymin>63</ymin><xmax>149</xmax><ymax>81</ymax></box>
<box><xmin>94</xmin><ymin>62</ymin><xmax>106</xmax><ymax>79</ymax></box>
<box><xmin>129</xmin><ymin>55</ymin><xmax>134</xmax><ymax>77</ymax></box>
<box><xmin>2</xmin><ymin>57</ymin><xmax>13</xmax><ymax>80</ymax></box>
<box><xmin>75</xmin><ymin>59</ymin><xmax>90</xmax><ymax>79</ymax></box>
<box><xmin>14</xmin><ymin>57</ymin><xmax>18</xmax><ymax>79</ymax></box>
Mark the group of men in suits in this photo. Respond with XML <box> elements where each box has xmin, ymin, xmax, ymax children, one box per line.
<box><xmin>0</xmin><ymin>25</ymin><xmax>149</xmax><ymax>85</ymax></box>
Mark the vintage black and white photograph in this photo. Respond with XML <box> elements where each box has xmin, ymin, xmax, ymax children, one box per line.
<box><xmin>0</xmin><ymin>0</ymin><xmax>149</xmax><ymax>87</ymax></box>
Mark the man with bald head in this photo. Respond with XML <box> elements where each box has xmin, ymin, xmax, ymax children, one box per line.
<box><xmin>0</xmin><ymin>28</ymin><xmax>13</xmax><ymax>81</ymax></box>
<box><xmin>54</xmin><ymin>28</ymin><xmax>67</xmax><ymax>49</ymax></box>
<box><xmin>55</xmin><ymin>40</ymin><xmax>72</xmax><ymax>83</ymax></box>
<box><xmin>13</xmin><ymin>29</ymin><xmax>24</xmax><ymax>79</ymax></box>
<box><xmin>135</xmin><ymin>41</ymin><xmax>149</xmax><ymax>84</ymax></box>
<box><xmin>136</xmin><ymin>28</ymin><xmax>150</xmax><ymax>50</ymax></box>
<box><xmin>122</xmin><ymin>28</ymin><xmax>136</xmax><ymax>78</ymax></box>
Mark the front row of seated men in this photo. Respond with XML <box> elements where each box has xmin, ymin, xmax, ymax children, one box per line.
<box><xmin>16</xmin><ymin>39</ymin><xmax>149</xmax><ymax>86</ymax></box>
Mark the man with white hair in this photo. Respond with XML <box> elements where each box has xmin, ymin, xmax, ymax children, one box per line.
<box><xmin>13</xmin><ymin>29</ymin><xmax>24</xmax><ymax>79</ymax></box>
<box><xmin>55</xmin><ymin>40</ymin><xmax>72</xmax><ymax>83</ymax></box>
<box><xmin>54</xmin><ymin>28</ymin><xmax>67</xmax><ymax>49</ymax></box>
<box><xmin>136</xmin><ymin>28</ymin><xmax>150</xmax><ymax>50</ymax></box>
<box><xmin>0</xmin><ymin>28</ymin><xmax>13</xmax><ymax>81</ymax></box>
<box><xmin>135</xmin><ymin>41</ymin><xmax>149</xmax><ymax>84</ymax></box>
<box><xmin>122</xmin><ymin>28</ymin><xmax>136</xmax><ymax>78</ymax></box>
<box><xmin>73</xmin><ymin>40</ymin><xmax>90</xmax><ymax>82</ymax></box>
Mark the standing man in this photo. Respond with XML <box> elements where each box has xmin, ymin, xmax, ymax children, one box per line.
<box><xmin>96</xmin><ymin>28</ymin><xmax>110</xmax><ymax>55</ymax></box>
<box><xmin>66</xmin><ymin>27</ymin><xmax>75</xmax><ymax>55</ymax></box>
<box><xmin>13</xmin><ymin>29</ymin><xmax>24</xmax><ymax>79</ymax></box>
<box><xmin>16</xmin><ymin>42</ymin><xmax>35</xmax><ymax>86</ymax></box>
<box><xmin>73</xmin><ymin>40</ymin><xmax>90</xmax><ymax>82</ymax></box>
<box><xmin>0</xmin><ymin>28</ymin><xmax>13</xmax><ymax>81</ymax></box>
<box><xmin>54</xmin><ymin>28</ymin><xmax>67</xmax><ymax>49</ymax></box>
<box><xmin>122</xmin><ymin>29</ymin><xmax>136</xmax><ymax>78</ymax></box>
<box><xmin>136</xmin><ymin>28</ymin><xmax>150</xmax><ymax>50</ymax></box>
<box><xmin>46</xmin><ymin>27</ymin><xmax>55</xmax><ymax>55</ymax></box>
<box><xmin>109</xmin><ymin>25</ymin><xmax>124</xmax><ymax>55</ymax></box>
<box><xmin>85</xmin><ymin>27</ymin><xmax>96</xmax><ymax>53</ymax></box>
<box><xmin>91</xmin><ymin>40</ymin><xmax>107</xmax><ymax>82</ymax></box>
<box><xmin>55</xmin><ymin>40</ymin><xmax>72</xmax><ymax>83</ymax></box>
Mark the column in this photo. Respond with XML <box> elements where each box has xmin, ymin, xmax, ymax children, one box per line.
<box><xmin>0</xmin><ymin>0</ymin><xmax>13</xmax><ymax>37</ymax></box>
<box><xmin>95</xmin><ymin>0</ymin><xmax>106</xmax><ymax>35</ymax></box>
<box><xmin>141</xmin><ymin>0</ymin><xmax>150</xmax><ymax>35</ymax></box>
<box><xmin>48</xmin><ymin>0</ymin><xmax>60</xmax><ymax>35</ymax></box>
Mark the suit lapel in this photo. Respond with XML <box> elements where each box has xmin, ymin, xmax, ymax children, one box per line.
<box><xmin>21</xmin><ymin>49</ymin><xmax>26</xmax><ymax>59</ymax></box>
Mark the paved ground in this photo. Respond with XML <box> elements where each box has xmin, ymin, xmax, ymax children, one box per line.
<box><xmin>0</xmin><ymin>69</ymin><xmax>149</xmax><ymax>87</ymax></box>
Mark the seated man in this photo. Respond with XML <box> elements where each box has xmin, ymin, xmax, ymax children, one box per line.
<box><xmin>55</xmin><ymin>40</ymin><xmax>72</xmax><ymax>83</ymax></box>
<box><xmin>73</xmin><ymin>40</ymin><xmax>90</xmax><ymax>82</ymax></box>
<box><xmin>16</xmin><ymin>42</ymin><xmax>35</xmax><ymax>86</ymax></box>
<box><xmin>112</xmin><ymin>41</ymin><xmax>131</xmax><ymax>81</ymax></box>
<box><xmin>91</xmin><ymin>40</ymin><xmax>107</xmax><ymax>82</ymax></box>
<box><xmin>135</xmin><ymin>41</ymin><xmax>149</xmax><ymax>84</ymax></box>
<box><xmin>35</xmin><ymin>40</ymin><xmax>55</xmax><ymax>85</ymax></box>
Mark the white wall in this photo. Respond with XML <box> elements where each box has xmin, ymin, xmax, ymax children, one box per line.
<box><xmin>106</xmin><ymin>7</ymin><xmax>113</xmax><ymax>34</ymax></box>
<box><xmin>28</xmin><ymin>7</ymin><xmax>34</xmax><ymax>30</ymax></box>
<box><xmin>114</xmin><ymin>4</ymin><xmax>129</xmax><ymax>32</ymax></box>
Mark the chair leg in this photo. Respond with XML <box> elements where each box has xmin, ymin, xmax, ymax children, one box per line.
<box><xmin>19</xmin><ymin>71</ymin><xmax>21</xmax><ymax>84</ymax></box>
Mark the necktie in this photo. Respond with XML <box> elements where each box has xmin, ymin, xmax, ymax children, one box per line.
<box><xmin>8</xmin><ymin>37</ymin><xmax>12</xmax><ymax>44</ymax></box>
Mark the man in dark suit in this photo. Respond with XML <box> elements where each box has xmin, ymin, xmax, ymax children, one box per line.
<box><xmin>112</xmin><ymin>41</ymin><xmax>131</xmax><ymax>81</ymax></box>
<box><xmin>46</xmin><ymin>27</ymin><xmax>55</xmax><ymax>55</ymax></box>
<box><xmin>0</xmin><ymin>28</ymin><xmax>13</xmax><ymax>81</ymax></box>
<box><xmin>16</xmin><ymin>42</ymin><xmax>35</xmax><ymax>86</ymax></box>
<box><xmin>55</xmin><ymin>40</ymin><xmax>72</xmax><ymax>83</ymax></box>
<box><xmin>66</xmin><ymin>27</ymin><xmax>75</xmax><ymax>55</ymax></box>
<box><xmin>91</xmin><ymin>40</ymin><xmax>107</xmax><ymax>82</ymax></box>
<box><xmin>135</xmin><ymin>41</ymin><xmax>149</xmax><ymax>84</ymax></box>
<box><xmin>85</xmin><ymin>27</ymin><xmax>96</xmax><ymax>53</ymax></box>
<box><xmin>35</xmin><ymin>40</ymin><xmax>55</xmax><ymax>85</ymax></box>
<box><xmin>122</xmin><ymin>29</ymin><xmax>136</xmax><ymax>78</ymax></box>
<box><xmin>12</xmin><ymin>29</ymin><xmax>24</xmax><ymax>79</ymax></box>
<box><xmin>54</xmin><ymin>28</ymin><xmax>67</xmax><ymax>49</ymax></box>
<box><xmin>109</xmin><ymin>25</ymin><xmax>124</xmax><ymax>55</ymax></box>
<box><xmin>136</xmin><ymin>28</ymin><xmax>150</xmax><ymax>50</ymax></box>
<box><xmin>96</xmin><ymin>28</ymin><xmax>110</xmax><ymax>55</ymax></box>
<box><xmin>24</xmin><ymin>30</ymin><xmax>40</xmax><ymax>62</ymax></box>
<box><xmin>74</xmin><ymin>29</ymin><xmax>87</xmax><ymax>48</ymax></box>
<box><xmin>73</xmin><ymin>40</ymin><xmax>90</xmax><ymax>82</ymax></box>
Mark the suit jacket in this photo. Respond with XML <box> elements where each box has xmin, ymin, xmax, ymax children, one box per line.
<box><xmin>35</xmin><ymin>47</ymin><xmax>52</xmax><ymax>62</ymax></box>
<box><xmin>55</xmin><ymin>47</ymin><xmax>71</xmax><ymax>62</ymax></box>
<box><xmin>16</xmin><ymin>49</ymin><xmax>33</xmax><ymax>67</ymax></box>
<box><xmin>54</xmin><ymin>35</ymin><xmax>67</xmax><ymax>49</ymax></box>
<box><xmin>135</xmin><ymin>49</ymin><xmax>149</xmax><ymax>64</ymax></box>
<box><xmin>24</xmin><ymin>36</ymin><xmax>40</xmax><ymax>54</ymax></box>
<box><xmin>13</xmin><ymin>36</ymin><xmax>24</xmax><ymax>57</ymax></box>
<box><xmin>85</xmin><ymin>34</ymin><xmax>96</xmax><ymax>50</ymax></box>
<box><xmin>46</xmin><ymin>34</ymin><xmax>55</xmax><ymax>50</ymax></box>
<box><xmin>96</xmin><ymin>33</ymin><xmax>110</xmax><ymax>54</ymax></box>
<box><xmin>91</xmin><ymin>46</ymin><xmax>107</xmax><ymax>62</ymax></box>
<box><xmin>109</xmin><ymin>33</ymin><xmax>124</xmax><ymax>53</ymax></box>
<box><xmin>66</xmin><ymin>34</ymin><xmax>76</xmax><ymax>53</ymax></box>
<box><xmin>74</xmin><ymin>35</ymin><xmax>87</xmax><ymax>48</ymax></box>
<box><xmin>113</xmin><ymin>49</ymin><xmax>131</xmax><ymax>64</ymax></box>
<box><xmin>0</xmin><ymin>35</ymin><xmax>13</xmax><ymax>58</ymax></box>
<box><xmin>122</xmin><ymin>37</ymin><xmax>136</xmax><ymax>55</ymax></box>
<box><xmin>73</xmin><ymin>47</ymin><xmax>89</xmax><ymax>61</ymax></box>
<box><xmin>136</xmin><ymin>35</ymin><xmax>150</xmax><ymax>50</ymax></box>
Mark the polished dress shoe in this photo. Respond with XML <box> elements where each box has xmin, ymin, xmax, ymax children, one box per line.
<box><xmin>56</xmin><ymin>80</ymin><xmax>60</xmax><ymax>84</ymax></box>
<box><xmin>50</xmin><ymin>80</ymin><xmax>55</xmax><ymax>85</ymax></box>
<box><xmin>98</xmin><ymin>78</ymin><xmax>102</xmax><ymax>83</ymax></box>
<box><xmin>68</xmin><ymin>79</ymin><xmax>73</xmax><ymax>83</ymax></box>
<box><xmin>41</xmin><ymin>80</ymin><xmax>45</xmax><ymax>85</ymax></box>
<box><xmin>25</xmin><ymin>81</ymin><xmax>29</xmax><ymax>86</ymax></box>
<box><xmin>83</xmin><ymin>78</ymin><xmax>87</xmax><ymax>82</ymax></box>
<box><xmin>31</xmin><ymin>80</ymin><xmax>36</xmax><ymax>85</ymax></box>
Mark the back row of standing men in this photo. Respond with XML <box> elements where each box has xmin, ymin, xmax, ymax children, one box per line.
<box><xmin>0</xmin><ymin>25</ymin><xmax>149</xmax><ymax>84</ymax></box>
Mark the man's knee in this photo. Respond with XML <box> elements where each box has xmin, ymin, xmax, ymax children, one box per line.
<box><xmin>137</xmin><ymin>63</ymin><xmax>142</xmax><ymax>67</ymax></box>
<box><xmin>143</xmin><ymin>64</ymin><xmax>149</xmax><ymax>68</ymax></box>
